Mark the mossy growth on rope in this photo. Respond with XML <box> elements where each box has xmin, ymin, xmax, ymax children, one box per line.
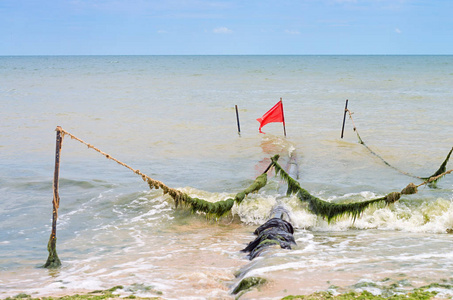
<box><xmin>271</xmin><ymin>156</ymin><xmax>418</xmax><ymax>223</ymax></box>
<box><xmin>146</xmin><ymin>170</ymin><xmax>269</xmax><ymax>219</ymax></box>
<box><xmin>182</xmin><ymin>197</ymin><xmax>235</xmax><ymax>219</ymax></box>
<box><xmin>422</xmin><ymin>147</ymin><xmax>453</xmax><ymax>187</ymax></box>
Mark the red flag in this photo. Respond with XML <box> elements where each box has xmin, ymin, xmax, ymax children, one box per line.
<box><xmin>257</xmin><ymin>100</ymin><xmax>285</xmax><ymax>134</ymax></box>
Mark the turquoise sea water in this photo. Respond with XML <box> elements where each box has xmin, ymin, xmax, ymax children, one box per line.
<box><xmin>0</xmin><ymin>55</ymin><xmax>452</xmax><ymax>299</ymax></box>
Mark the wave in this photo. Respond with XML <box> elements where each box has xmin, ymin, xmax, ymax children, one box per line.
<box><xmin>169</xmin><ymin>185</ymin><xmax>453</xmax><ymax>234</ymax></box>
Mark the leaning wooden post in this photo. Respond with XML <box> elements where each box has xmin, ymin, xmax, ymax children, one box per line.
<box><xmin>44</xmin><ymin>126</ymin><xmax>63</xmax><ymax>268</ymax></box>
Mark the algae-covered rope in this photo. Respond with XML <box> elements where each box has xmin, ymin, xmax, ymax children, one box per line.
<box><xmin>346</xmin><ymin>110</ymin><xmax>453</xmax><ymax>185</ymax></box>
<box><xmin>56</xmin><ymin>127</ymin><xmax>274</xmax><ymax>218</ymax></box>
<box><xmin>416</xmin><ymin>167</ymin><xmax>453</xmax><ymax>188</ymax></box>
<box><xmin>172</xmin><ymin>172</ymin><xmax>268</xmax><ymax>218</ymax></box>
<box><xmin>271</xmin><ymin>156</ymin><xmax>452</xmax><ymax>223</ymax></box>
<box><xmin>45</xmin><ymin>127</ymin><xmax>275</xmax><ymax>268</ymax></box>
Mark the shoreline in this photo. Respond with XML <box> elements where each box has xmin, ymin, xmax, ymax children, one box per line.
<box><xmin>3</xmin><ymin>284</ymin><xmax>452</xmax><ymax>300</ymax></box>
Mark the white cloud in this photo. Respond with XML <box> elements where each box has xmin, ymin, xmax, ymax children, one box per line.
<box><xmin>395</xmin><ymin>28</ymin><xmax>402</xmax><ymax>34</ymax></box>
<box><xmin>213</xmin><ymin>27</ymin><xmax>233</xmax><ymax>34</ymax></box>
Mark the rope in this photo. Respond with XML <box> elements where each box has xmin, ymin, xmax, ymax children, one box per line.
<box><xmin>381</xmin><ymin>183</ymin><xmax>418</xmax><ymax>205</ymax></box>
<box><xmin>56</xmin><ymin>126</ymin><xmax>183</xmax><ymax>198</ymax></box>
<box><xmin>346</xmin><ymin>110</ymin><xmax>453</xmax><ymax>182</ymax></box>
<box><xmin>380</xmin><ymin>167</ymin><xmax>452</xmax><ymax>204</ymax></box>
<box><xmin>55</xmin><ymin>126</ymin><xmax>271</xmax><ymax>218</ymax></box>
<box><xmin>357</xmin><ymin>168</ymin><xmax>453</xmax><ymax>206</ymax></box>
<box><xmin>55</xmin><ymin>126</ymin><xmax>452</xmax><ymax>220</ymax></box>
<box><xmin>416</xmin><ymin>168</ymin><xmax>453</xmax><ymax>188</ymax></box>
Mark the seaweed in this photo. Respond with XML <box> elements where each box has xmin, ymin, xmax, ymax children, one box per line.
<box><xmin>272</xmin><ymin>156</ymin><xmax>418</xmax><ymax>223</ymax></box>
<box><xmin>421</xmin><ymin>147</ymin><xmax>453</xmax><ymax>187</ymax></box>
<box><xmin>148</xmin><ymin>169</ymin><xmax>269</xmax><ymax>219</ymax></box>
<box><xmin>232</xmin><ymin>277</ymin><xmax>267</xmax><ymax>295</ymax></box>
<box><xmin>43</xmin><ymin>235</ymin><xmax>61</xmax><ymax>268</ymax></box>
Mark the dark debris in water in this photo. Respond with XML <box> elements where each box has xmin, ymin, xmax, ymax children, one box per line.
<box><xmin>241</xmin><ymin>217</ymin><xmax>296</xmax><ymax>260</ymax></box>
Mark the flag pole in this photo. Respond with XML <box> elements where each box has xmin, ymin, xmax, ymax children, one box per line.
<box><xmin>235</xmin><ymin>105</ymin><xmax>241</xmax><ymax>136</ymax></box>
<box><xmin>340</xmin><ymin>99</ymin><xmax>348</xmax><ymax>139</ymax></box>
<box><xmin>280</xmin><ymin>98</ymin><xmax>287</xmax><ymax>137</ymax></box>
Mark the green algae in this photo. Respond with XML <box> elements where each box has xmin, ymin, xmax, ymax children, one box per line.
<box><xmin>4</xmin><ymin>289</ymin><xmax>439</xmax><ymax>300</ymax></box>
<box><xmin>421</xmin><ymin>282</ymin><xmax>453</xmax><ymax>289</ymax></box>
<box><xmin>43</xmin><ymin>236</ymin><xmax>61</xmax><ymax>269</ymax></box>
<box><xmin>258</xmin><ymin>238</ymin><xmax>281</xmax><ymax>247</ymax></box>
<box><xmin>159</xmin><ymin>168</ymin><xmax>268</xmax><ymax>219</ymax></box>
<box><xmin>4</xmin><ymin>287</ymin><xmax>162</xmax><ymax>300</ymax></box>
<box><xmin>177</xmin><ymin>172</ymin><xmax>267</xmax><ymax>219</ymax></box>
<box><xmin>125</xmin><ymin>283</ymin><xmax>163</xmax><ymax>296</ymax></box>
<box><xmin>280</xmin><ymin>278</ymin><xmax>453</xmax><ymax>300</ymax></box>
<box><xmin>233</xmin><ymin>276</ymin><xmax>267</xmax><ymax>295</ymax></box>
<box><xmin>272</xmin><ymin>156</ymin><xmax>403</xmax><ymax>223</ymax></box>
<box><xmin>421</xmin><ymin>147</ymin><xmax>453</xmax><ymax>187</ymax></box>
<box><xmin>281</xmin><ymin>290</ymin><xmax>438</xmax><ymax>300</ymax></box>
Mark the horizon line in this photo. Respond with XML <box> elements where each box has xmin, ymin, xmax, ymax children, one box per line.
<box><xmin>1</xmin><ymin>53</ymin><xmax>452</xmax><ymax>57</ymax></box>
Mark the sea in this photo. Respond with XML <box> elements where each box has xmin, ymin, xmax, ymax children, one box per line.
<box><xmin>0</xmin><ymin>55</ymin><xmax>452</xmax><ymax>299</ymax></box>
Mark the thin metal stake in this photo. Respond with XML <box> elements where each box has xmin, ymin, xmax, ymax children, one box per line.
<box><xmin>341</xmin><ymin>99</ymin><xmax>349</xmax><ymax>139</ymax></box>
<box><xmin>235</xmin><ymin>105</ymin><xmax>241</xmax><ymax>136</ymax></box>
<box><xmin>280</xmin><ymin>98</ymin><xmax>287</xmax><ymax>137</ymax></box>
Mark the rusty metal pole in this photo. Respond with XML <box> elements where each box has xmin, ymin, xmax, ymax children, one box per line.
<box><xmin>44</xmin><ymin>126</ymin><xmax>63</xmax><ymax>268</ymax></box>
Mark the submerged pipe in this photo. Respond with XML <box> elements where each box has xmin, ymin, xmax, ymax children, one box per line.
<box><xmin>241</xmin><ymin>153</ymin><xmax>299</xmax><ymax>260</ymax></box>
<box><xmin>241</xmin><ymin>206</ymin><xmax>296</xmax><ymax>260</ymax></box>
<box><xmin>233</xmin><ymin>204</ymin><xmax>296</xmax><ymax>294</ymax></box>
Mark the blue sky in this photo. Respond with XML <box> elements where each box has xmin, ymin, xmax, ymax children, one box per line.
<box><xmin>1</xmin><ymin>0</ymin><xmax>452</xmax><ymax>55</ymax></box>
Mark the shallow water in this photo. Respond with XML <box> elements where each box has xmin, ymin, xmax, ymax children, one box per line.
<box><xmin>0</xmin><ymin>55</ymin><xmax>452</xmax><ymax>299</ymax></box>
